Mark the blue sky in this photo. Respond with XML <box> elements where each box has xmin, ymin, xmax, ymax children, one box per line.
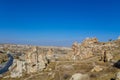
<box><xmin>0</xmin><ymin>0</ymin><xmax>120</xmax><ymax>46</ymax></box>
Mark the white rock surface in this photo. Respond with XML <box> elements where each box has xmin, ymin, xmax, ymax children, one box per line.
<box><xmin>116</xmin><ymin>72</ymin><xmax>120</xmax><ymax>80</ymax></box>
<box><xmin>10</xmin><ymin>59</ymin><xmax>25</xmax><ymax>78</ymax></box>
<box><xmin>69</xmin><ymin>73</ymin><xmax>90</xmax><ymax>80</ymax></box>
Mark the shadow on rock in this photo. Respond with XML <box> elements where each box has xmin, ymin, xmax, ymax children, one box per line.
<box><xmin>113</xmin><ymin>60</ymin><xmax>120</xmax><ymax>69</ymax></box>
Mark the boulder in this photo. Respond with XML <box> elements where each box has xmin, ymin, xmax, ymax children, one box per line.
<box><xmin>116</xmin><ymin>72</ymin><xmax>120</xmax><ymax>80</ymax></box>
<box><xmin>69</xmin><ymin>73</ymin><xmax>90</xmax><ymax>80</ymax></box>
<box><xmin>91</xmin><ymin>65</ymin><xmax>103</xmax><ymax>72</ymax></box>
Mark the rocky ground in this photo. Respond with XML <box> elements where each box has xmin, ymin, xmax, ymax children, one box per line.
<box><xmin>0</xmin><ymin>38</ymin><xmax>120</xmax><ymax>80</ymax></box>
<box><xmin>0</xmin><ymin>53</ymin><xmax>8</xmax><ymax>64</ymax></box>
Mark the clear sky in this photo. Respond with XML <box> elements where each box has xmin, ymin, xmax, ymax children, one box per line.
<box><xmin>0</xmin><ymin>0</ymin><xmax>120</xmax><ymax>46</ymax></box>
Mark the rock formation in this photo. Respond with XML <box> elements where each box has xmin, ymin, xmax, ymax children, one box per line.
<box><xmin>9</xmin><ymin>59</ymin><xmax>26</xmax><ymax>78</ymax></box>
<box><xmin>0</xmin><ymin>37</ymin><xmax>120</xmax><ymax>79</ymax></box>
<box><xmin>24</xmin><ymin>46</ymin><xmax>47</xmax><ymax>74</ymax></box>
<box><xmin>46</xmin><ymin>48</ymin><xmax>54</xmax><ymax>63</ymax></box>
<box><xmin>0</xmin><ymin>45</ymin><xmax>71</xmax><ymax>78</ymax></box>
<box><xmin>71</xmin><ymin>38</ymin><xmax>117</xmax><ymax>61</ymax></box>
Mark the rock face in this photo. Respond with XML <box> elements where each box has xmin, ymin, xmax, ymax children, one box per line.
<box><xmin>106</xmin><ymin>51</ymin><xmax>113</xmax><ymax>62</ymax></box>
<box><xmin>71</xmin><ymin>38</ymin><xmax>118</xmax><ymax>61</ymax></box>
<box><xmin>72</xmin><ymin>42</ymin><xmax>79</xmax><ymax>56</ymax></box>
<box><xmin>82</xmin><ymin>38</ymin><xmax>98</xmax><ymax>46</ymax></box>
<box><xmin>10</xmin><ymin>59</ymin><xmax>26</xmax><ymax>78</ymax></box>
<box><xmin>69</xmin><ymin>73</ymin><xmax>90</xmax><ymax>80</ymax></box>
<box><xmin>24</xmin><ymin>46</ymin><xmax>46</xmax><ymax>73</ymax></box>
<box><xmin>46</xmin><ymin>48</ymin><xmax>54</xmax><ymax>63</ymax></box>
<box><xmin>8</xmin><ymin>46</ymin><xmax>47</xmax><ymax>77</ymax></box>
